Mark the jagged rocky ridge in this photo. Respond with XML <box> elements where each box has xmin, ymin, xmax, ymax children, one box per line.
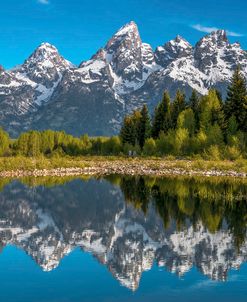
<box><xmin>0</xmin><ymin>22</ymin><xmax>247</xmax><ymax>136</ymax></box>
<box><xmin>0</xmin><ymin>178</ymin><xmax>246</xmax><ymax>291</ymax></box>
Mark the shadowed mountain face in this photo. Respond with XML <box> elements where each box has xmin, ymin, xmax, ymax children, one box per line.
<box><xmin>0</xmin><ymin>176</ymin><xmax>247</xmax><ymax>290</ymax></box>
<box><xmin>1</xmin><ymin>21</ymin><xmax>247</xmax><ymax>136</ymax></box>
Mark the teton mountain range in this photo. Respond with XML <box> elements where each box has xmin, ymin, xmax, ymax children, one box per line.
<box><xmin>0</xmin><ymin>21</ymin><xmax>247</xmax><ymax>137</ymax></box>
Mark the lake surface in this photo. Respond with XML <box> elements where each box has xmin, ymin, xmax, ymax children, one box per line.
<box><xmin>0</xmin><ymin>175</ymin><xmax>247</xmax><ymax>301</ymax></box>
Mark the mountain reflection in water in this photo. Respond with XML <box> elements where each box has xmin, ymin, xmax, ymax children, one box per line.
<box><xmin>0</xmin><ymin>175</ymin><xmax>247</xmax><ymax>291</ymax></box>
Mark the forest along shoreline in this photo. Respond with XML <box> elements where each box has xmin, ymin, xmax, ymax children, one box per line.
<box><xmin>0</xmin><ymin>158</ymin><xmax>246</xmax><ymax>178</ymax></box>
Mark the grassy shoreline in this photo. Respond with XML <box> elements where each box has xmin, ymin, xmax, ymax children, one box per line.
<box><xmin>0</xmin><ymin>156</ymin><xmax>246</xmax><ymax>178</ymax></box>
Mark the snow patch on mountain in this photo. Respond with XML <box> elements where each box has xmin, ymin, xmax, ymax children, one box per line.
<box><xmin>1</xmin><ymin>22</ymin><xmax>247</xmax><ymax>136</ymax></box>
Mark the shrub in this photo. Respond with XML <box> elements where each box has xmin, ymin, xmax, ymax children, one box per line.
<box><xmin>204</xmin><ymin>145</ymin><xmax>221</xmax><ymax>160</ymax></box>
<box><xmin>101</xmin><ymin>136</ymin><xmax>122</xmax><ymax>155</ymax></box>
<box><xmin>206</xmin><ymin>124</ymin><xmax>224</xmax><ymax>147</ymax></box>
<box><xmin>143</xmin><ymin>138</ymin><xmax>156</xmax><ymax>156</ymax></box>
<box><xmin>177</xmin><ymin>108</ymin><xmax>195</xmax><ymax>136</ymax></box>
<box><xmin>173</xmin><ymin>128</ymin><xmax>190</xmax><ymax>155</ymax></box>
<box><xmin>123</xmin><ymin>143</ymin><xmax>140</xmax><ymax>156</ymax></box>
<box><xmin>224</xmin><ymin>146</ymin><xmax>242</xmax><ymax>161</ymax></box>
<box><xmin>156</xmin><ymin>131</ymin><xmax>174</xmax><ymax>155</ymax></box>
<box><xmin>0</xmin><ymin>128</ymin><xmax>10</xmax><ymax>156</ymax></box>
<box><xmin>193</xmin><ymin>130</ymin><xmax>207</xmax><ymax>153</ymax></box>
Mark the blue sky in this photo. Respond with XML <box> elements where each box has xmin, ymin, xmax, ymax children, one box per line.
<box><xmin>1</xmin><ymin>0</ymin><xmax>246</xmax><ymax>69</ymax></box>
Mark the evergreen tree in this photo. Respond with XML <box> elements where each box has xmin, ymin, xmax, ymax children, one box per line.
<box><xmin>227</xmin><ymin>115</ymin><xmax>238</xmax><ymax>137</ymax></box>
<box><xmin>137</xmin><ymin>104</ymin><xmax>151</xmax><ymax>149</ymax></box>
<box><xmin>171</xmin><ymin>90</ymin><xmax>186</xmax><ymax>128</ymax></box>
<box><xmin>131</xmin><ymin>110</ymin><xmax>142</xmax><ymax>146</ymax></box>
<box><xmin>152</xmin><ymin>91</ymin><xmax>171</xmax><ymax>138</ymax></box>
<box><xmin>189</xmin><ymin>89</ymin><xmax>200</xmax><ymax>131</ymax></box>
<box><xmin>225</xmin><ymin>67</ymin><xmax>247</xmax><ymax>131</ymax></box>
<box><xmin>189</xmin><ymin>90</ymin><xmax>199</xmax><ymax>111</ymax></box>
<box><xmin>120</xmin><ymin>115</ymin><xmax>136</xmax><ymax>146</ymax></box>
<box><xmin>211</xmin><ymin>94</ymin><xmax>226</xmax><ymax>132</ymax></box>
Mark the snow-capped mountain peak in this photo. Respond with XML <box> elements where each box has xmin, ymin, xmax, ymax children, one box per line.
<box><xmin>173</xmin><ymin>35</ymin><xmax>192</xmax><ymax>49</ymax></box>
<box><xmin>108</xmin><ymin>21</ymin><xmax>140</xmax><ymax>41</ymax></box>
<box><xmin>195</xmin><ymin>29</ymin><xmax>229</xmax><ymax>58</ymax></box>
<box><xmin>155</xmin><ymin>35</ymin><xmax>192</xmax><ymax>68</ymax></box>
<box><xmin>204</xmin><ymin>29</ymin><xmax>228</xmax><ymax>44</ymax></box>
<box><xmin>105</xmin><ymin>21</ymin><xmax>142</xmax><ymax>82</ymax></box>
<box><xmin>30</xmin><ymin>42</ymin><xmax>60</xmax><ymax>58</ymax></box>
<box><xmin>193</xmin><ymin>29</ymin><xmax>246</xmax><ymax>86</ymax></box>
<box><xmin>1</xmin><ymin>21</ymin><xmax>247</xmax><ymax>137</ymax></box>
<box><xmin>15</xmin><ymin>42</ymin><xmax>73</xmax><ymax>87</ymax></box>
<box><xmin>0</xmin><ymin>43</ymin><xmax>75</xmax><ymax>114</ymax></box>
<box><xmin>77</xmin><ymin>21</ymin><xmax>159</xmax><ymax>96</ymax></box>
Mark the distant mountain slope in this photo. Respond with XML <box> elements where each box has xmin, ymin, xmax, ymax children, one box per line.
<box><xmin>0</xmin><ymin>21</ymin><xmax>246</xmax><ymax>136</ymax></box>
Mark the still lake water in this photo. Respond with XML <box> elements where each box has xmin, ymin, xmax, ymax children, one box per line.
<box><xmin>0</xmin><ymin>175</ymin><xmax>247</xmax><ymax>301</ymax></box>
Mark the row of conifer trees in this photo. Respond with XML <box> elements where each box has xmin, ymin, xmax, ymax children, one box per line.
<box><xmin>119</xmin><ymin>67</ymin><xmax>247</xmax><ymax>159</ymax></box>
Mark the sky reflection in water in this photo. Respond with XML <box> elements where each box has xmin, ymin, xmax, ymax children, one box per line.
<box><xmin>0</xmin><ymin>175</ymin><xmax>246</xmax><ymax>301</ymax></box>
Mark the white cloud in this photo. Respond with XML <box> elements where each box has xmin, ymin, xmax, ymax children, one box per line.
<box><xmin>192</xmin><ymin>24</ymin><xmax>218</xmax><ymax>33</ymax></box>
<box><xmin>37</xmin><ymin>0</ymin><xmax>50</xmax><ymax>4</ymax></box>
<box><xmin>226</xmin><ymin>30</ymin><xmax>243</xmax><ymax>37</ymax></box>
<box><xmin>191</xmin><ymin>24</ymin><xmax>243</xmax><ymax>37</ymax></box>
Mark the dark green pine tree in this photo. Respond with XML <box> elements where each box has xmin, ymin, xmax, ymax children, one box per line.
<box><xmin>137</xmin><ymin>104</ymin><xmax>151</xmax><ymax>149</ymax></box>
<box><xmin>171</xmin><ymin>90</ymin><xmax>186</xmax><ymax>128</ymax></box>
<box><xmin>152</xmin><ymin>91</ymin><xmax>171</xmax><ymax>139</ymax></box>
<box><xmin>212</xmin><ymin>91</ymin><xmax>226</xmax><ymax>132</ymax></box>
<box><xmin>119</xmin><ymin>115</ymin><xmax>136</xmax><ymax>146</ymax></box>
<box><xmin>188</xmin><ymin>89</ymin><xmax>200</xmax><ymax>131</ymax></box>
<box><xmin>189</xmin><ymin>89</ymin><xmax>199</xmax><ymax>113</ymax></box>
<box><xmin>225</xmin><ymin>67</ymin><xmax>247</xmax><ymax>131</ymax></box>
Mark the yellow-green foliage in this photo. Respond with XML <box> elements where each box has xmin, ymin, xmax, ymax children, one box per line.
<box><xmin>112</xmin><ymin>174</ymin><xmax>247</xmax><ymax>242</ymax></box>
<box><xmin>143</xmin><ymin>138</ymin><xmax>156</xmax><ymax>156</ymax></box>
